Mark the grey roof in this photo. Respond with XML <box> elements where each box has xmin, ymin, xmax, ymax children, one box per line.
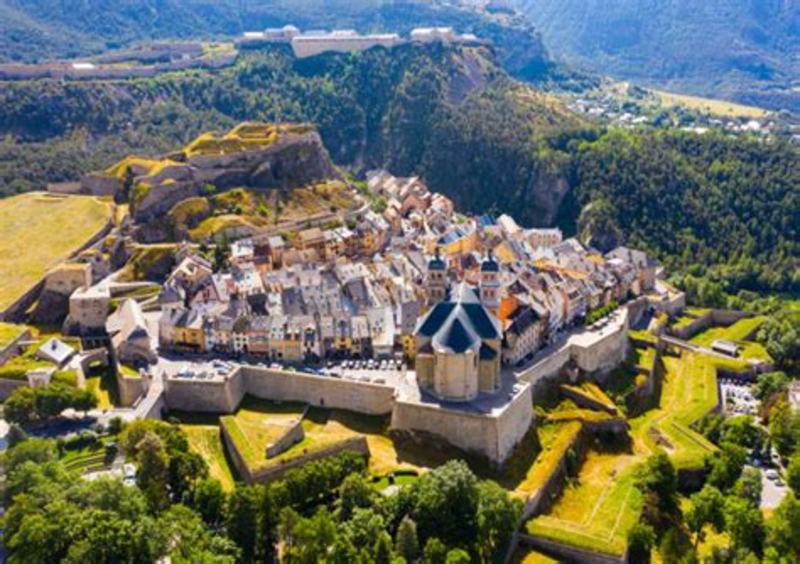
<box><xmin>415</xmin><ymin>282</ymin><xmax>501</xmax><ymax>346</ymax></box>
<box><xmin>36</xmin><ymin>338</ymin><xmax>75</xmax><ymax>365</ymax></box>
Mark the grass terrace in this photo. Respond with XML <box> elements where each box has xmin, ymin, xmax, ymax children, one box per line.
<box><xmin>84</xmin><ymin>365</ymin><xmax>120</xmax><ymax>409</ymax></box>
<box><xmin>0</xmin><ymin>322</ymin><xmax>28</xmax><ymax>350</ymax></box>
<box><xmin>508</xmin><ymin>421</ymin><xmax>582</xmax><ymax>497</ymax></box>
<box><xmin>183</xmin><ymin>422</ymin><xmax>237</xmax><ymax>491</ymax></box>
<box><xmin>526</xmin><ymin>349</ymin><xmax>720</xmax><ymax>556</ymax></box>
<box><xmin>0</xmin><ymin>193</ymin><xmax>111</xmax><ymax>312</ymax></box>
<box><xmin>561</xmin><ymin>381</ymin><xmax>616</xmax><ymax>412</ymax></box>
<box><xmin>689</xmin><ymin>316</ymin><xmax>767</xmax><ymax>347</ymax></box>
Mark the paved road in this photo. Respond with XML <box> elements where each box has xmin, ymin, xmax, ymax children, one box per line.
<box><xmin>761</xmin><ymin>467</ymin><xmax>790</xmax><ymax>509</ymax></box>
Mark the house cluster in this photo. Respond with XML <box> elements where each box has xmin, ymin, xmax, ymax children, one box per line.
<box><xmin>155</xmin><ymin>171</ymin><xmax>659</xmax><ymax>371</ymax></box>
<box><xmin>239</xmin><ymin>25</ymin><xmax>479</xmax><ymax>58</ymax></box>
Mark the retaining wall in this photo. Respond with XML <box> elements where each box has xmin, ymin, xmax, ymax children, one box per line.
<box><xmin>0</xmin><ymin>377</ymin><xmax>28</xmax><ymax>400</ymax></box>
<box><xmin>241</xmin><ymin>366</ymin><xmax>395</xmax><ymax>415</ymax></box>
<box><xmin>221</xmin><ymin>419</ymin><xmax>369</xmax><ymax>485</ymax></box>
<box><xmin>522</xmin><ymin>425</ymin><xmax>590</xmax><ymax>520</ymax></box>
<box><xmin>390</xmin><ymin>385</ymin><xmax>533</xmax><ymax>465</ymax></box>
<box><xmin>266</xmin><ymin>406</ymin><xmax>307</xmax><ymax>458</ymax></box>
<box><xmin>0</xmin><ymin>329</ymin><xmax>32</xmax><ymax>365</ymax></box>
<box><xmin>517</xmin><ymin>533</ymin><xmax>625</xmax><ymax>564</ymax></box>
<box><xmin>164</xmin><ymin>369</ymin><xmax>246</xmax><ymax>413</ymax></box>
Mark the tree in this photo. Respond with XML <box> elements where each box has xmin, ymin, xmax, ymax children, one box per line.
<box><xmin>635</xmin><ymin>452</ymin><xmax>678</xmax><ymax>514</ymax></box>
<box><xmin>412</xmin><ymin>460</ymin><xmax>479</xmax><ymax>548</ymax></box>
<box><xmin>725</xmin><ymin>496</ymin><xmax>765</xmax><ymax>555</ymax></box>
<box><xmin>627</xmin><ymin>523</ymin><xmax>656</xmax><ymax>564</ymax></box>
<box><xmin>733</xmin><ymin>467</ymin><xmax>763</xmax><ymax>506</ymax></box>
<box><xmin>336</xmin><ymin>472</ymin><xmax>375</xmax><ymax>520</ymax></box>
<box><xmin>787</xmin><ymin>452</ymin><xmax>800</xmax><ymax>495</ymax></box>
<box><xmin>373</xmin><ymin>530</ymin><xmax>395</xmax><ymax>564</ymax></box>
<box><xmin>769</xmin><ymin>400</ymin><xmax>799</xmax><ymax>458</ymax></box>
<box><xmin>6</xmin><ymin>423</ymin><xmax>27</xmax><ymax>448</ymax></box>
<box><xmin>227</xmin><ymin>485</ymin><xmax>260</xmax><ymax>562</ymax></box>
<box><xmin>153</xmin><ymin>504</ymin><xmax>239</xmax><ymax>563</ymax></box>
<box><xmin>280</xmin><ymin>507</ymin><xmax>338</xmax><ymax>563</ymax></box>
<box><xmin>707</xmin><ymin>442</ymin><xmax>748</xmax><ymax>490</ymax></box>
<box><xmin>721</xmin><ymin>416</ymin><xmax>764</xmax><ymax>450</ymax></box>
<box><xmin>342</xmin><ymin>507</ymin><xmax>385</xmax><ymax>551</ymax></box>
<box><xmin>168</xmin><ymin>449</ymin><xmax>207</xmax><ymax>500</ymax></box>
<box><xmin>658</xmin><ymin>527</ymin><xmax>690</xmax><ymax>564</ymax></box>
<box><xmin>685</xmin><ymin>485</ymin><xmax>725</xmax><ymax>549</ymax></box>
<box><xmin>136</xmin><ymin>431</ymin><xmax>170</xmax><ymax>512</ymax></box>
<box><xmin>396</xmin><ymin>516</ymin><xmax>420</xmax><ymax>562</ymax></box>
<box><xmin>423</xmin><ymin>537</ymin><xmax>448</xmax><ymax>564</ymax></box>
<box><xmin>444</xmin><ymin>548</ymin><xmax>471</xmax><ymax>564</ymax></box>
<box><xmin>753</xmin><ymin>371</ymin><xmax>789</xmax><ymax>403</ymax></box>
<box><xmin>765</xmin><ymin>492</ymin><xmax>800</xmax><ymax>558</ymax></box>
<box><xmin>192</xmin><ymin>477</ymin><xmax>227</xmax><ymax>527</ymax></box>
<box><xmin>475</xmin><ymin>480</ymin><xmax>522</xmax><ymax>562</ymax></box>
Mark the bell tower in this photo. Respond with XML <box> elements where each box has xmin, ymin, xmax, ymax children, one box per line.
<box><xmin>479</xmin><ymin>251</ymin><xmax>500</xmax><ymax>316</ymax></box>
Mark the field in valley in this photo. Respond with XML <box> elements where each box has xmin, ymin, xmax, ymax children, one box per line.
<box><xmin>0</xmin><ymin>192</ymin><xmax>111</xmax><ymax>312</ymax></box>
<box><xmin>652</xmin><ymin>89</ymin><xmax>769</xmax><ymax>118</ymax></box>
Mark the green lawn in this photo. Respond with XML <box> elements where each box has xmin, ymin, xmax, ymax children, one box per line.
<box><xmin>0</xmin><ymin>322</ymin><xmax>28</xmax><ymax>349</ymax></box>
<box><xmin>84</xmin><ymin>365</ymin><xmax>120</xmax><ymax>410</ymax></box>
<box><xmin>0</xmin><ymin>193</ymin><xmax>111</xmax><ymax>311</ymax></box>
<box><xmin>181</xmin><ymin>423</ymin><xmax>236</xmax><ymax>491</ymax></box>
<box><xmin>689</xmin><ymin>317</ymin><xmax>767</xmax><ymax>347</ymax></box>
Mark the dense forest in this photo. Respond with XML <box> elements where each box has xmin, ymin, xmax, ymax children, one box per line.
<box><xmin>2</xmin><ymin>419</ymin><xmax>520</xmax><ymax>563</ymax></box>
<box><xmin>0</xmin><ymin>43</ymin><xmax>797</xmax><ymax>295</ymax></box>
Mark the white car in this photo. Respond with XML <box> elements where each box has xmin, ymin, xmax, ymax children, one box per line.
<box><xmin>765</xmin><ymin>469</ymin><xmax>779</xmax><ymax>480</ymax></box>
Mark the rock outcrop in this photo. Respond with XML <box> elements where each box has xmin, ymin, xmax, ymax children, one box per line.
<box><xmin>81</xmin><ymin>123</ymin><xmax>340</xmax><ymax>225</ymax></box>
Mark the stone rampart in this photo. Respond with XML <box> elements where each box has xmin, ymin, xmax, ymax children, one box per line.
<box><xmin>241</xmin><ymin>367</ymin><xmax>395</xmax><ymax>415</ymax></box>
<box><xmin>164</xmin><ymin>369</ymin><xmax>246</xmax><ymax>413</ymax></box>
<box><xmin>522</xmin><ymin>425</ymin><xmax>590</xmax><ymax>520</ymax></box>
<box><xmin>222</xmin><ymin>418</ymin><xmax>369</xmax><ymax>485</ymax></box>
<box><xmin>266</xmin><ymin>406</ymin><xmax>307</xmax><ymax>458</ymax></box>
<box><xmin>517</xmin><ymin>533</ymin><xmax>624</xmax><ymax>564</ymax></box>
<box><xmin>0</xmin><ymin>328</ymin><xmax>32</xmax><ymax>365</ymax></box>
<box><xmin>117</xmin><ymin>370</ymin><xmax>146</xmax><ymax>407</ymax></box>
<box><xmin>390</xmin><ymin>385</ymin><xmax>533</xmax><ymax>465</ymax></box>
<box><xmin>0</xmin><ymin>377</ymin><xmax>28</xmax><ymax>400</ymax></box>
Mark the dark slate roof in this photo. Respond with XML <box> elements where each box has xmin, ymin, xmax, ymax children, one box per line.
<box><xmin>415</xmin><ymin>282</ymin><xmax>502</xmax><ymax>345</ymax></box>
<box><xmin>481</xmin><ymin>256</ymin><xmax>499</xmax><ymax>272</ymax></box>
<box><xmin>428</xmin><ymin>255</ymin><xmax>446</xmax><ymax>271</ymax></box>
<box><xmin>434</xmin><ymin>318</ymin><xmax>478</xmax><ymax>354</ymax></box>
<box><xmin>507</xmin><ymin>305</ymin><xmax>540</xmax><ymax>336</ymax></box>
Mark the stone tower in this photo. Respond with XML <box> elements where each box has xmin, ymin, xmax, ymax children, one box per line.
<box><xmin>426</xmin><ymin>250</ymin><xmax>448</xmax><ymax>307</ymax></box>
<box><xmin>479</xmin><ymin>251</ymin><xmax>500</xmax><ymax>316</ymax></box>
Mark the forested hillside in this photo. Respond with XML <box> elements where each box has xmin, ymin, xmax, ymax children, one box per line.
<box><xmin>515</xmin><ymin>0</ymin><xmax>799</xmax><ymax>112</ymax></box>
<box><xmin>0</xmin><ymin>43</ymin><xmax>797</xmax><ymax>296</ymax></box>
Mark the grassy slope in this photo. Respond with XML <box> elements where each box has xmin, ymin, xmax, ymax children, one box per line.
<box><xmin>0</xmin><ymin>193</ymin><xmax>110</xmax><ymax>310</ymax></box>
<box><xmin>527</xmin><ymin>349</ymin><xmax>719</xmax><ymax>556</ymax></box>
<box><xmin>652</xmin><ymin>89</ymin><xmax>769</xmax><ymax>118</ymax></box>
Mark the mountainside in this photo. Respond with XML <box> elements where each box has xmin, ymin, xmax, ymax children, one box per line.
<box><xmin>515</xmin><ymin>0</ymin><xmax>799</xmax><ymax>111</ymax></box>
<box><xmin>0</xmin><ymin>0</ymin><xmax>554</xmax><ymax>81</ymax></box>
<box><xmin>0</xmin><ymin>41</ymin><xmax>797</xmax><ymax>296</ymax></box>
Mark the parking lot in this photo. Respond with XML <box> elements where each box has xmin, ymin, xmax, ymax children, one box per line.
<box><xmin>720</xmin><ymin>378</ymin><xmax>759</xmax><ymax>416</ymax></box>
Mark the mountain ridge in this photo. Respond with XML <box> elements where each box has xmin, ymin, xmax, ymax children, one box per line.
<box><xmin>515</xmin><ymin>0</ymin><xmax>799</xmax><ymax>112</ymax></box>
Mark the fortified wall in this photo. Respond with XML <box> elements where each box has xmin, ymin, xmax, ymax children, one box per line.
<box><xmin>518</xmin><ymin>308</ymin><xmax>630</xmax><ymax>391</ymax></box>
